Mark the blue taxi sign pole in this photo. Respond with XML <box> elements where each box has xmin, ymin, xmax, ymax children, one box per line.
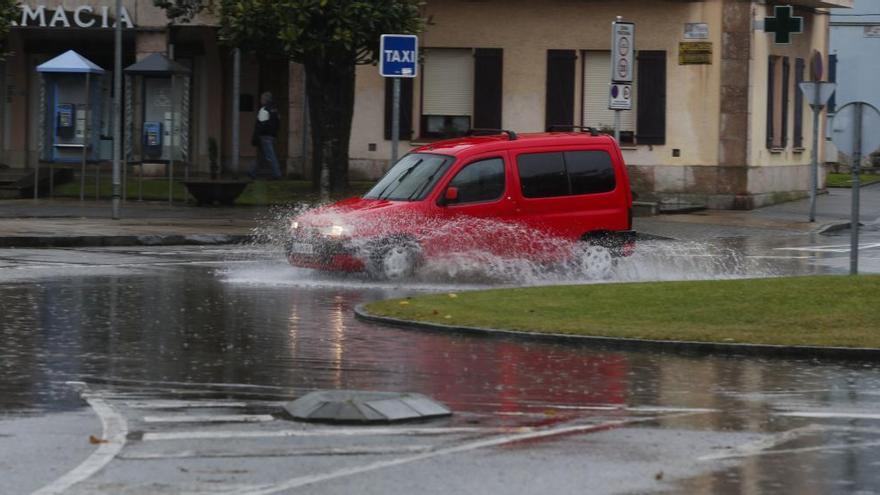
<box><xmin>379</xmin><ymin>34</ymin><xmax>418</xmax><ymax>165</ymax></box>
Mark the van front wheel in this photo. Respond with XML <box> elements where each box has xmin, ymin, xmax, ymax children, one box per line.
<box><xmin>367</xmin><ymin>239</ymin><xmax>420</xmax><ymax>281</ymax></box>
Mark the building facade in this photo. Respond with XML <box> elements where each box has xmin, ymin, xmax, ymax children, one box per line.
<box><xmin>2</xmin><ymin>0</ymin><xmax>851</xmax><ymax>209</ymax></box>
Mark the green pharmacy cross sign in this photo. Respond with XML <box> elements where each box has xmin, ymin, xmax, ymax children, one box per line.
<box><xmin>764</xmin><ymin>5</ymin><xmax>803</xmax><ymax>44</ymax></box>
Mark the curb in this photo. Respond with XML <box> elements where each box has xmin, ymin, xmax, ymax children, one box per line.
<box><xmin>354</xmin><ymin>304</ymin><xmax>880</xmax><ymax>361</ymax></box>
<box><xmin>0</xmin><ymin>234</ymin><xmax>254</xmax><ymax>248</ymax></box>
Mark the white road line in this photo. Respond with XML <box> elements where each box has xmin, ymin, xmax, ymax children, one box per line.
<box><xmin>119</xmin><ymin>445</ymin><xmax>434</xmax><ymax>460</ymax></box>
<box><xmin>775</xmin><ymin>243</ymin><xmax>880</xmax><ymax>253</ymax></box>
<box><xmin>237</xmin><ymin>412</ymin><xmax>705</xmax><ymax>495</ymax></box>
<box><xmin>775</xmin><ymin>411</ymin><xmax>880</xmax><ymax>420</ymax></box>
<box><xmin>31</xmin><ymin>395</ymin><xmax>128</xmax><ymax>495</ymax></box>
<box><xmin>701</xmin><ymin>440</ymin><xmax>880</xmax><ymax>461</ymax></box>
<box><xmin>698</xmin><ymin>424</ymin><xmax>822</xmax><ymax>462</ymax></box>
<box><xmin>143</xmin><ymin>426</ymin><xmax>517</xmax><ymax>442</ymax></box>
<box><xmin>122</xmin><ymin>401</ymin><xmax>250</xmax><ymax>409</ymax></box>
<box><xmin>523</xmin><ymin>404</ymin><xmax>718</xmax><ymax>414</ymax></box>
<box><xmin>143</xmin><ymin>414</ymin><xmax>275</xmax><ymax>424</ymax></box>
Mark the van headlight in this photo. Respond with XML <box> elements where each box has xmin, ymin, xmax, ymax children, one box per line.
<box><xmin>320</xmin><ymin>224</ymin><xmax>351</xmax><ymax>237</ymax></box>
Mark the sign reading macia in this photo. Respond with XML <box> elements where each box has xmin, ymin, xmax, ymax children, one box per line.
<box><xmin>13</xmin><ymin>4</ymin><xmax>135</xmax><ymax>28</ymax></box>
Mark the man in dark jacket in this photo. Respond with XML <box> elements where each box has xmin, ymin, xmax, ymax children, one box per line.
<box><xmin>248</xmin><ymin>92</ymin><xmax>282</xmax><ymax>179</ymax></box>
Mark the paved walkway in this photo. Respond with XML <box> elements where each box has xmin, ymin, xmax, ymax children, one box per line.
<box><xmin>0</xmin><ymin>185</ymin><xmax>877</xmax><ymax>247</ymax></box>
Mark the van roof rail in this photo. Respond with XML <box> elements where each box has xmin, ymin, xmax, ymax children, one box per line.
<box><xmin>546</xmin><ymin>125</ymin><xmax>600</xmax><ymax>136</ymax></box>
<box><xmin>467</xmin><ymin>128</ymin><xmax>518</xmax><ymax>140</ymax></box>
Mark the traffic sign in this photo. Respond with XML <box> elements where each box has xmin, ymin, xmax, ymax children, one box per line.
<box><xmin>831</xmin><ymin>101</ymin><xmax>880</xmax><ymax>160</ymax></box>
<box><xmin>379</xmin><ymin>34</ymin><xmax>418</xmax><ymax>78</ymax></box>
<box><xmin>611</xmin><ymin>20</ymin><xmax>634</xmax><ymax>83</ymax></box>
<box><xmin>798</xmin><ymin>82</ymin><xmax>836</xmax><ymax>108</ymax></box>
<box><xmin>609</xmin><ymin>83</ymin><xmax>632</xmax><ymax>110</ymax></box>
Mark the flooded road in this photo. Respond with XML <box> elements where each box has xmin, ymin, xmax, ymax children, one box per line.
<box><xmin>1</xmin><ymin>238</ymin><xmax>880</xmax><ymax>494</ymax></box>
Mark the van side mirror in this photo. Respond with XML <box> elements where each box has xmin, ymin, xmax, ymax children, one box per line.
<box><xmin>444</xmin><ymin>186</ymin><xmax>459</xmax><ymax>205</ymax></box>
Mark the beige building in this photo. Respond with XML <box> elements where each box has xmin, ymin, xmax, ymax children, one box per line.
<box><xmin>3</xmin><ymin>0</ymin><xmax>850</xmax><ymax>209</ymax></box>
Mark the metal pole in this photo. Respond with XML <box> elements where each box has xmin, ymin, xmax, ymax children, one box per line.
<box><xmin>613</xmin><ymin>109</ymin><xmax>621</xmax><ymax>143</ymax></box>
<box><xmin>112</xmin><ymin>0</ymin><xmax>122</xmax><ymax>218</ymax></box>
<box><xmin>391</xmin><ymin>77</ymin><xmax>401</xmax><ymax>165</ymax></box>
<box><xmin>301</xmin><ymin>67</ymin><xmax>309</xmax><ymax>177</ymax></box>
<box><xmin>808</xmin><ymin>84</ymin><xmax>821</xmax><ymax>222</ymax></box>
<box><xmin>169</xmin><ymin>74</ymin><xmax>175</xmax><ymax>204</ymax></box>
<box><xmin>81</xmin><ymin>73</ymin><xmax>90</xmax><ymax>202</ymax></box>
<box><xmin>850</xmin><ymin>102</ymin><xmax>862</xmax><ymax>275</ymax></box>
<box><xmin>232</xmin><ymin>48</ymin><xmax>241</xmax><ymax>176</ymax></box>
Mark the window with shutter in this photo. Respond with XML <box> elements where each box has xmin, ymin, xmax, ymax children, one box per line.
<box><xmin>582</xmin><ymin>51</ymin><xmax>635</xmax><ymax>143</ymax></box>
<box><xmin>421</xmin><ymin>48</ymin><xmax>474</xmax><ymax>137</ymax></box>
<box><xmin>767</xmin><ymin>55</ymin><xmax>789</xmax><ymax>149</ymax></box>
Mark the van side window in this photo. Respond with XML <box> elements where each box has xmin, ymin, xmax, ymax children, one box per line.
<box><xmin>565</xmin><ymin>151</ymin><xmax>616</xmax><ymax>195</ymax></box>
<box><xmin>448</xmin><ymin>157</ymin><xmax>506</xmax><ymax>204</ymax></box>
<box><xmin>517</xmin><ymin>152</ymin><xmax>568</xmax><ymax>198</ymax></box>
<box><xmin>517</xmin><ymin>150</ymin><xmax>616</xmax><ymax>198</ymax></box>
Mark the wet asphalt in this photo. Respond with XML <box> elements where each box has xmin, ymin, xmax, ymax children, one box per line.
<box><xmin>1</xmin><ymin>231</ymin><xmax>880</xmax><ymax>494</ymax></box>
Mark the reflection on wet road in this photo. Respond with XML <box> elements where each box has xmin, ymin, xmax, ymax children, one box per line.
<box><xmin>1</xmin><ymin>240</ymin><xmax>879</xmax><ymax>494</ymax></box>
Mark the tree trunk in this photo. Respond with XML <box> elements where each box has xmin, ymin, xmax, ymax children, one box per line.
<box><xmin>305</xmin><ymin>58</ymin><xmax>356</xmax><ymax>195</ymax></box>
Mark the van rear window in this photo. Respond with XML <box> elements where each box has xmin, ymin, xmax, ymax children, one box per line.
<box><xmin>516</xmin><ymin>150</ymin><xmax>616</xmax><ymax>198</ymax></box>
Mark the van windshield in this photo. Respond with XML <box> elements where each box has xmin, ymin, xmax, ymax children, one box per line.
<box><xmin>363</xmin><ymin>153</ymin><xmax>454</xmax><ymax>201</ymax></box>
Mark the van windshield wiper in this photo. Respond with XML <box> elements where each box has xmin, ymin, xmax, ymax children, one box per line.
<box><xmin>377</xmin><ymin>159</ymin><xmax>422</xmax><ymax>200</ymax></box>
<box><xmin>408</xmin><ymin>164</ymin><xmax>442</xmax><ymax>200</ymax></box>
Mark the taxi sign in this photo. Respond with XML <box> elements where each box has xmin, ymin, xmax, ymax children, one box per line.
<box><xmin>379</xmin><ymin>34</ymin><xmax>418</xmax><ymax>78</ymax></box>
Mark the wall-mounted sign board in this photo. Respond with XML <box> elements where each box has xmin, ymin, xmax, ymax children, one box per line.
<box><xmin>679</xmin><ymin>42</ymin><xmax>713</xmax><ymax>65</ymax></box>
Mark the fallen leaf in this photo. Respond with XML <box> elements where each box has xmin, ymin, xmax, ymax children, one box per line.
<box><xmin>444</xmin><ymin>315</ymin><xmax>452</xmax><ymax>319</ymax></box>
<box><xmin>399</xmin><ymin>301</ymin><xmax>410</xmax><ymax>305</ymax></box>
<box><xmin>432</xmin><ymin>310</ymin><xmax>439</xmax><ymax>315</ymax></box>
<box><xmin>89</xmin><ymin>435</ymin><xmax>108</xmax><ymax>445</ymax></box>
<box><xmin>655</xmin><ymin>471</ymin><xmax>664</xmax><ymax>481</ymax></box>
<box><xmin>448</xmin><ymin>293</ymin><xmax>458</xmax><ymax>298</ymax></box>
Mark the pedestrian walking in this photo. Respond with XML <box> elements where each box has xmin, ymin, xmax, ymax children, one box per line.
<box><xmin>248</xmin><ymin>91</ymin><xmax>282</xmax><ymax>180</ymax></box>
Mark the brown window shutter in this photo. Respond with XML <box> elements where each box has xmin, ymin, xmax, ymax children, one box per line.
<box><xmin>794</xmin><ymin>58</ymin><xmax>805</xmax><ymax>148</ymax></box>
<box><xmin>473</xmin><ymin>48</ymin><xmax>503</xmax><ymax>130</ymax></box>
<box><xmin>767</xmin><ymin>56</ymin><xmax>776</xmax><ymax>149</ymax></box>
<box><xmin>781</xmin><ymin>57</ymin><xmax>790</xmax><ymax>148</ymax></box>
<box><xmin>636</xmin><ymin>50</ymin><xmax>666</xmax><ymax>145</ymax></box>
<box><xmin>384</xmin><ymin>78</ymin><xmax>413</xmax><ymax>140</ymax></box>
<box><xmin>545</xmin><ymin>50</ymin><xmax>577</xmax><ymax>130</ymax></box>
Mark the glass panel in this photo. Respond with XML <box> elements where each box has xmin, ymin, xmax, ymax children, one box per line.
<box><xmin>364</xmin><ymin>153</ymin><xmax>453</xmax><ymax>201</ymax></box>
<box><xmin>517</xmin><ymin>152</ymin><xmax>568</xmax><ymax>198</ymax></box>
<box><xmin>565</xmin><ymin>151</ymin><xmax>616</xmax><ymax>195</ymax></box>
<box><xmin>448</xmin><ymin>157</ymin><xmax>505</xmax><ymax>204</ymax></box>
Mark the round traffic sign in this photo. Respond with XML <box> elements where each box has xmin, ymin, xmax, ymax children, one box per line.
<box><xmin>831</xmin><ymin>101</ymin><xmax>880</xmax><ymax>160</ymax></box>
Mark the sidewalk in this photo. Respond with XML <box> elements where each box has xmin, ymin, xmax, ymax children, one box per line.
<box><xmin>0</xmin><ymin>185</ymin><xmax>877</xmax><ymax>248</ymax></box>
<box><xmin>0</xmin><ymin>199</ymin><xmax>267</xmax><ymax>247</ymax></box>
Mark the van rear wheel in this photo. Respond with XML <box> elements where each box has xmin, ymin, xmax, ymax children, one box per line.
<box><xmin>573</xmin><ymin>242</ymin><xmax>614</xmax><ymax>280</ymax></box>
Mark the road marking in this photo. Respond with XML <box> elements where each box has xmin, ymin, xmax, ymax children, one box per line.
<box><xmin>119</xmin><ymin>445</ymin><xmax>434</xmax><ymax>460</ymax></box>
<box><xmin>122</xmin><ymin>400</ymin><xmax>251</xmax><ymax>409</ymax></box>
<box><xmin>143</xmin><ymin>414</ymin><xmax>274</xmax><ymax>424</ymax></box>
<box><xmin>236</xmin><ymin>412</ymin><xmax>705</xmax><ymax>495</ymax></box>
<box><xmin>31</xmin><ymin>391</ymin><xmax>128</xmax><ymax>495</ymax></box>
<box><xmin>775</xmin><ymin>411</ymin><xmax>880</xmax><ymax>420</ymax></box>
<box><xmin>143</xmin><ymin>426</ymin><xmax>517</xmax><ymax>442</ymax></box>
<box><xmin>775</xmin><ymin>243</ymin><xmax>880</xmax><ymax>253</ymax></box>
<box><xmin>699</xmin><ymin>424</ymin><xmax>822</xmax><ymax>462</ymax></box>
<box><xmin>702</xmin><ymin>440</ymin><xmax>880</xmax><ymax>460</ymax></box>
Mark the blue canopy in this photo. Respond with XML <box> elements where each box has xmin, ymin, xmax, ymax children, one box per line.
<box><xmin>36</xmin><ymin>50</ymin><xmax>105</xmax><ymax>75</ymax></box>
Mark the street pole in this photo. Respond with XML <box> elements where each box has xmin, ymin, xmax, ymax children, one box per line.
<box><xmin>81</xmin><ymin>73</ymin><xmax>90</xmax><ymax>202</ymax></box>
<box><xmin>391</xmin><ymin>78</ymin><xmax>400</xmax><ymax>165</ymax></box>
<box><xmin>232</xmin><ymin>48</ymin><xmax>241</xmax><ymax>177</ymax></box>
<box><xmin>808</xmin><ymin>83</ymin><xmax>821</xmax><ymax>222</ymax></box>
<box><xmin>850</xmin><ymin>102</ymin><xmax>862</xmax><ymax>275</ymax></box>
<box><xmin>613</xmin><ymin>109</ymin><xmax>621</xmax><ymax>143</ymax></box>
<box><xmin>111</xmin><ymin>0</ymin><xmax>122</xmax><ymax>219</ymax></box>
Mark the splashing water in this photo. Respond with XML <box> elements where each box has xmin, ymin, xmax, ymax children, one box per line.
<box><xmin>223</xmin><ymin>203</ymin><xmax>779</xmax><ymax>288</ymax></box>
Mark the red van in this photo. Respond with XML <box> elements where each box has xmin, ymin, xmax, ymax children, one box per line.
<box><xmin>287</xmin><ymin>130</ymin><xmax>635</xmax><ymax>279</ymax></box>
